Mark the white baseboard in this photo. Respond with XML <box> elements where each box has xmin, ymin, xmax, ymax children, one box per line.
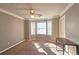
<box><xmin>0</xmin><ymin>40</ymin><xmax>24</xmax><ymax>54</ymax></box>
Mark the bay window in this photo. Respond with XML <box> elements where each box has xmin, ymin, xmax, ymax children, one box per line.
<box><xmin>31</xmin><ymin>20</ymin><xmax>52</xmax><ymax>35</ymax></box>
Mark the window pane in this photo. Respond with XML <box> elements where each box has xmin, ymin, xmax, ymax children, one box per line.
<box><xmin>47</xmin><ymin>21</ymin><xmax>52</xmax><ymax>35</ymax></box>
<box><xmin>31</xmin><ymin>22</ymin><xmax>35</xmax><ymax>35</ymax></box>
<box><xmin>37</xmin><ymin>22</ymin><xmax>46</xmax><ymax>35</ymax></box>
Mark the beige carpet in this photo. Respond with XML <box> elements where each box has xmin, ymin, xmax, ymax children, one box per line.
<box><xmin>0</xmin><ymin>39</ymin><xmax>63</xmax><ymax>55</ymax></box>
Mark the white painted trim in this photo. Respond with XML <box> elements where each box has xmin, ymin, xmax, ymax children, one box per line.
<box><xmin>0</xmin><ymin>8</ymin><xmax>24</xmax><ymax>20</ymax></box>
<box><xmin>0</xmin><ymin>40</ymin><xmax>24</xmax><ymax>54</ymax></box>
<box><xmin>60</xmin><ymin>3</ymin><xmax>75</xmax><ymax>16</ymax></box>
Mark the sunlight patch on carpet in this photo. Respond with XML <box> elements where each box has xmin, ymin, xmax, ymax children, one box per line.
<box><xmin>33</xmin><ymin>42</ymin><xmax>48</xmax><ymax>55</ymax></box>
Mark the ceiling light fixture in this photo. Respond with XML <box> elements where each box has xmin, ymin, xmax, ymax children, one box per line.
<box><xmin>30</xmin><ymin>9</ymin><xmax>35</xmax><ymax>18</ymax></box>
<box><xmin>30</xmin><ymin>14</ymin><xmax>34</xmax><ymax>18</ymax></box>
<box><xmin>29</xmin><ymin>8</ymin><xmax>42</xmax><ymax>18</ymax></box>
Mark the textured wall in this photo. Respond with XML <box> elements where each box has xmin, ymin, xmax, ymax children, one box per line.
<box><xmin>0</xmin><ymin>12</ymin><xmax>24</xmax><ymax>52</ymax></box>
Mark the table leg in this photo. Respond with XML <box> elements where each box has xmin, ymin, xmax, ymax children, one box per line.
<box><xmin>63</xmin><ymin>45</ymin><xmax>65</xmax><ymax>55</ymax></box>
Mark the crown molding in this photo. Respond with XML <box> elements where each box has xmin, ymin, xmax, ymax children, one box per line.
<box><xmin>60</xmin><ymin>3</ymin><xmax>75</xmax><ymax>16</ymax></box>
<box><xmin>0</xmin><ymin>8</ymin><xmax>24</xmax><ymax>20</ymax></box>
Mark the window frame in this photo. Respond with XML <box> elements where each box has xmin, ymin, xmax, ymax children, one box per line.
<box><xmin>30</xmin><ymin>20</ymin><xmax>52</xmax><ymax>36</ymax></box>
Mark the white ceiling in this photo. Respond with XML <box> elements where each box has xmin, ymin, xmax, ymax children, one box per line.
<box><xmin>0</xmin><ymin>3</ymin><xmax>68</xmax><ymax>19</ymax></box>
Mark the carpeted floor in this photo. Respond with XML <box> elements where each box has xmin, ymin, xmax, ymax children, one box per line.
<box><xmin>0</xmin><ymin>39</ymin><xmax>63</xmax><ymax>55</ymax></box>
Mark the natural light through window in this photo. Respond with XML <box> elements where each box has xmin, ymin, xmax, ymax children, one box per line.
<box><xmin>44</xmin><ymin>43</ymin><xmax>55</xmax><ymax>48</ymax></box>
<box><xmin>38</xmin><ymin>48</ymin><xmax>48</xmax><ymax>55</ymax></box>
<box><xmin>31</xmin><ymin>22</ymin><xmax>35</xmax><ymax>35</ymax></box>
<box><xmin>37</xmin><ymin>22</ymin><xmax>46</xmax><ymax>35</ymax></box>
<box><xmin>33</xmin><ymin>42</ymin><xmax>48</xmax><ymax>55</ymax></box>
<box><xmin>34</xmin><ymin>43</ymin><xmax>40</xmax><ymax>48</ymax></box>
<box><xmin>31</xmin><ymin>20</ymin><xmax>52</xmax><ymax>35</ymax></box>
<box><xmin>47</xmin><ymin>21</ymin><xmax>52</xmax><ymax>35</ymax></box>
<box><xmin>44</xmin><ymin>43</ymin><xmax>63</xmax><ymax>55</ymax></box>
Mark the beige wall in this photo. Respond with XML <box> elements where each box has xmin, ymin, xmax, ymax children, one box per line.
<box><xmin>59</xmin><ymin>15</ymin><xmax>65</xmax><ymax>38</ymax></box>
<box><xmin>24</xmin><ymin>20</ymin><xmax>29</xmax><ymax>40</ymax></box>
<box><xmin>52</xmin><ymin>18</ymin><xmax>59</xmax><ymax>41</ymax></box>
<box><xmin>0</xmin><ymin>12</ymin><xmax>24</xmax><ymax>52</ymax></box>
<box><xmin>62</xmin><ymin>4</ymin><xmax>79</xmax><ymax>44</ymax></box>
